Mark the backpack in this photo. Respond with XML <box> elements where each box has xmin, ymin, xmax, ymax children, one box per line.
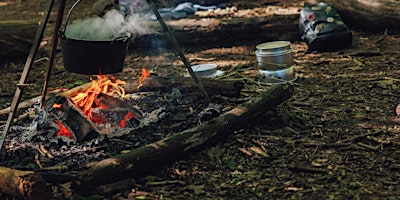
<box><xmin>299</xmin><ymin>2</ymin><xmax>352</xmax><ymax>52</ymax></box>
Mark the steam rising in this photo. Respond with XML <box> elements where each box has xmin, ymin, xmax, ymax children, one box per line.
<box><xmin>64</xmin><ymin>9</ymin><xmax>154</xmax><ymax>41</ymax></box>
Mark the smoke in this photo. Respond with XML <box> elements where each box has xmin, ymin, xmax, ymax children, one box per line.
<box><xmin>64</xmin><ymin>9</ymin><xmax>155</xmax><ymax>41</ymax></box>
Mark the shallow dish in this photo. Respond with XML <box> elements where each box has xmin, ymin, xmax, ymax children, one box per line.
<box><xmin>187</xmin><ymin>64</ymin><xmax>224</xmax><ymax>78</ymax></box>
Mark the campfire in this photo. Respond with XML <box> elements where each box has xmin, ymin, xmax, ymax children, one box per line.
<box><xmin>31</xmin><ymin>70</ymin><xmax>151</xmax><ymax>143</ymax></box>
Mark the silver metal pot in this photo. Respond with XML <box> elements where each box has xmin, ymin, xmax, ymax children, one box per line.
<box><xmin>255</xmin><ymin>41</ymin><xmax>293</xmax><ymax>70</ymax></box>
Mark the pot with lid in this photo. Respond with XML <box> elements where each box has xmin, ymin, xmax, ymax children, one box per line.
<box><xmin>59</xmin><ymin>0</ymin><xmax>131</xmax><ymax>75</ymax></box>
<box><xmin>255</xmin><ymin>41</ymin><xmax>293</xmax><ymax>70</ymax></box>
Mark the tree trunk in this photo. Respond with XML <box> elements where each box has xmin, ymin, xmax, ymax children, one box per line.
<box><xmin>71</xmin><ymin>84</ymin><xmax>295</xmax><ymax>195</ymax></box>
<box><xmin>0</xmin><ymin>167</ymin><xmax>52</xmax><ymax>200</ymax></box>
<box><xmin>0</xmin><ymin>20</ymin><xmax>37</xmax><ymax>61</ymax></box>
<box><xmin>1</xmin><ymin>14</ymin><xmax>300</xmax><ymax>63</ymax></box>
<box><xmin>130</xmin><ymin>14</ymin><xmax>300</xmax><ymax>52</ymax></box>
<box><xmin>305</xmin><ymin>0</ymin><xmax>400</xmax><ymax>30</ymax></box>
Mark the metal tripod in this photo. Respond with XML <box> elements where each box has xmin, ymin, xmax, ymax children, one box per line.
<box><xmin>0</xmin><ymin>0</ymin><xmax>66</xmax><ymax>150</ymax></box>
<box><xmin>0</xmin><ymin>0</ymin><xmax>209</xmax><ymax>150</ymax></box>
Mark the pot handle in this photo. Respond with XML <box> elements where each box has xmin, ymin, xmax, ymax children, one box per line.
<box><xmin>59</xmin><ymin>0</ymin><xmax>82</xmax><ymax>37</ymax></box>
<box><xmin>114</xmin><ymin>34</ymin><xmax>132</xmax><ymax>42</ymax></box>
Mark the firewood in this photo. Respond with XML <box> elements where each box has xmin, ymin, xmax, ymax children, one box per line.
<box><xmin>0</xmin><ymin>166</ymin><xmax>52</xmax><ymax>200</ymax></box>
<box><xmin>71</xmin><ymin>84</ymin><xmax>294</xmax><ymax>195</ymax></box>
<box><xmin>59</xmin><ymin>82</ymin><xmax>94</xmax><ymax>99</ymax></box>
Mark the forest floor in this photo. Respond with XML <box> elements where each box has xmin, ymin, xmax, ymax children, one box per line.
<box><xmin>1</xmin><ymin>0</ymin><xmax>400</xmax><ymax>199</ymax></box>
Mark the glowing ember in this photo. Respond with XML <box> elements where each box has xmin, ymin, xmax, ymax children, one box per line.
<box><xmin>55</xmin><ymin>119</ymin><xmax>74</xmax><ymax>139</ymax></box>
<box><xmin>53</xmin><ymin>103</ymin><xmax>62</xmax><ymax>109</ymax></box>
<box><xmin>70</xmin><ymin>75</ymin><xmax>126</xmax><ymax>117</ymax></box>
<box><xmin>137</xmin><ymin>68</ymin><xmax>151</xmax><ymax>89</ymax></box>
<box><xmin>119</xmin><ymin>111</ymin><xmax>138</xmax><ymax>128</ymax></box>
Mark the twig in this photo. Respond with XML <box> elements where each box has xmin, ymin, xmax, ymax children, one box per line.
<box><xmin>38</xmin><ymin>165</ymin><xmax>68</xmax><ymax>172</ymax></box>
<box><xmin>38</xmin><ymin>145</ymin><xmax>54</xmax><ymax>159</ymax></box>
<box><xmin>349</xmin><ymin>51</ymin><xmax>382</xmax><ymax>57</ymax></box>
<box><xmin>374</xmin><ymin>28</ymin><xmax>388</xmax><ymax>44</ymax></box>
<box><xmin>146</xmin><ymin>180</ymin><xmax>186</xmax><ymax>186</ymax></box>
<box><xmin>288</xmin><ymin>165</ymin><xmax>326</xmax><ymax>173</ymax></box>
<box><xmin>340</xmin><ymin>130</ymin><xmax>383</xmax><ymax>143</ymax></box>
<box><xmin>302</xmin><ymin>142</ymin><xmax>353</xmax><ymax>148</ymax></box>
<box><xmin>357</xmin><ymin>142</ymin><xmax>380</xmax><ymax>150</ymax></box>
<box><xmin>35</xmin><ymin>154</ymin><xmax>43</xmax><ymax>169</ymax></box>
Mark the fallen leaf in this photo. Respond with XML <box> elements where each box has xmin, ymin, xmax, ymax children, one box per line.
<box><xmin>284</xmin><ymin>186</ymin><xmax>303</xmax><ymax>191</ymax></box>
<box><xmin>396</xmin><ymin>104</ymin><xmax>400</xmax><ymax>116</ymax></box>
<box><xmin>377</xmin><ymin>79</ymin><xmax>394</xmax><ymax>89</ymax></box>
<box><xmin>311</xmin><ymin>162</ymin><xmax>323</xmax><ymax>167</ymax></box>
<box><xmin>352</xmin><ymin>58</ymin><xmax>364</xmax><ymax>66</ymax></box>
<box><xmin>249</xmin><ymin>146</ymin><xmax>269</xmax><ymax>157</ymax></box>
<box><xmin>188</xmin><ymin>184</ymin><xmax>205</xmax><ymax>195</ymax></box>
<box><xmin>238</xmin><ymin>147</ymin><xmax>253</xmax><ymax>156</ymax></box>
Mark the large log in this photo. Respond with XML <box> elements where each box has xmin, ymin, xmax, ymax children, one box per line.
<box><xmin>305</xmin><ymin>0</ymin><xmax>400</xmax><ymax>30</ymax></box>
<box><xmin>0</xmin><ymin>166</ymin><xmax>52</xmax><ymax>200</ymax></box>
<box><xmin>130</xmin><ymin>14</ymin><xmax>300</xmax><ymax>52</ymax></box>
<box><xmin>0</xmin><ymin>20</ymin><xmax>38</xmax><ymax>61</ymax></box>
<box><xmin>1</xmin><ymin>9</ymin><xmax>300</xmax><ymax>63</ymax></box>
<box><xmin>71</xmin><ymin>84</ymin><xmax>295</xmax><ymax>195</ymax></box>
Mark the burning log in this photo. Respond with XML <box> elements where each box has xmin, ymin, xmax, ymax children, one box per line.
<box><xmin>122</xmin><ymin>76</ymin><xmax>244</xmax><ymax>97</ymax></box>
<box><xmin>0</xmin><ymin>166</ymin><xmax>52</xmax><ymax>200</ymax></box>
<box><xmin>71</xmin><ymin>84</ymin><xmax>294</xmax><ymax>195</ymax></box>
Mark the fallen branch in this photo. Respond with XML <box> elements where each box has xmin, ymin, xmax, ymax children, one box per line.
<box><xmin>0</xmin><ymin>166</ymin><xmax>52</xmax><ymax>200</ymax></box>
<box><xmin>0</xmin><ymin>89</ymin><xmax>66</xmax><ymax>120</ymax></box>
<box><xmin>71</xmin><ymin>84</ymin><xmax>295</xmax><ymax>195</ymax></box>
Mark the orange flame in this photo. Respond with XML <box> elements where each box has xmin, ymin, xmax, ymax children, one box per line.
<box><xmin>70</xmin><ymin>75</ymin><xmax>126</xmax><ymax>117</ymax></box>
<box><xmin>137</xmin><ymin>68</ymin><xmax>151</xmax><ymax>89</ymax></box>
<box><xmin>53</xmin><ymin>103</ymin><xmax>62</xmax><ymax>109</ymax></box>
<box><xmin>55</xmin><ymin>119</ymin><xmax>74</xmax><ymax>139</ymax></box>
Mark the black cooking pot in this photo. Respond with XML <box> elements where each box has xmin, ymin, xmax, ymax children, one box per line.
<box><xmin>59</xmin><ymin>0</ymin><xmax>130</xmax><ymax>75</ymax></box>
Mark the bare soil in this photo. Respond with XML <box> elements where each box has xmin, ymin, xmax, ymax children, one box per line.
<box><xmin>1</xmin><ymin>0</ymin><xmax>400</xmax><ymax>199</ymax></box>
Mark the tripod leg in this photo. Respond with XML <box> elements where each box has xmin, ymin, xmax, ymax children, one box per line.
<box><xmin>145</xmin><ymin>0</ymin><xmax>210</xmax><ymax>103</ymax></box>
<box><xmin>0</xmin><ymin>0</ymin><xmax>56</xmax><ymax>150</ymax></box>
<box><xmin>40</xmin><ymin>0</ymin><xmax>67</xmax><ymax>109</ymax></box>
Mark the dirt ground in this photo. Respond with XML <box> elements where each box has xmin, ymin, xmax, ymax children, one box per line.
<box><xmin>1</xmin><ymin>0</ymin><xmax>400</xmax><ymax>199</ymax></box>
